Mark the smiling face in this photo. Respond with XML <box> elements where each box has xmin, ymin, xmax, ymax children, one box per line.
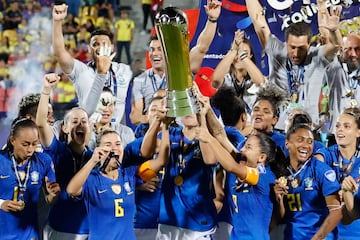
<box><xmin>335</xmin><ymin>113</ymin><xmax>360</xmax><ymax>148</ymax></box>
<box><xmin>89</xmin><ymin>35</ymin><xmax>114</xmax><ymax>60</ymax></box>
<box><xmin>240</xmin><ymin>135</ymin><xmax>266</xmax><ymax>167</ymax></box>
<box><xmin>251</xmin><ymin>99</ymin><xmax>278</xmax><ymax>133</ymax></box>
<box><xmin>62</xmin><ymin>108</ymin><xmax>90</xmax><ymax>146</ymax></box>
<box><xmin>286</xmin><ymin>127</ymin><xmax>314</xmax><ymax>164</ymax></box>
<box><xmin>149</xmin><ymin>39</ymin><xmax>165</xmax><ymax>73</ymax></box>
<box><xmin>98</xmin><ymin>132</ymin><xmax>123</xmax><ymax>167</ymax></box>
<box><xmin>286</xmin><ymin>34</ymin><xmax>310</xmax><ymax>65</ymax></box>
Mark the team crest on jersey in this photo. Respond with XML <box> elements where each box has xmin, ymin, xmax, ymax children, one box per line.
<box><xmin>124</xmin><ymin>182</ymin><xmax>133</xmax><ymax>195</ymax></box>
<box><xmin>31</xmin><ymin>171</ymin><xmax>39</xmax><ymax>184</ymax></box>
<box><xmin>35</xmin><ymin>144</ymin><xmax>43</xmax><ymax>152</ymax></box>
<box><xmin>304</xmin><ymin>177</ymin><xmax>313</xmax><ymax>190</ymax></box>
<box><xmin>324</xmin><ymin>170</ymin><xmax>336</xmax><ymax>182</ymax></box>
<box><xmin>111</xmin><ymin>184</ymin><xmax>121</xmax><ymax>194</ymax></box>
<box><xmin>257</xmin><ymin>164</ymin><xmax>266</xmax><ymax>174</ymax></box>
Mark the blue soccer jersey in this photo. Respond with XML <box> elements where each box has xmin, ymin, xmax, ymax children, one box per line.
<box><xmin>283</xmin><ymin>158</ymin><xmax>340</xmax><ymax>240</ymax></box>
<box><xmin>0</xmin><ymin>151</ymin><xmax>55</xmax><ymax>239</ymax></box>
<box><xmin>82</xmin><ymin>166</ymin><xmax>138</xmax><ymax>240</ymax></box>
<box><xmin>134</xmin><ymin>168</ymin><xmax>164</xmax><ymax>229</ymax></box>
<box><xmin>227</xmin><ymin>165</ymin><xmax>276</xmax><ymax>240</ymax></box>
<box><xmin>44</xmin><ymin>136</ymin><xmax>93</xmax><ymax>234</ymax></box>
<box><xmin>217</xmin><ymin>127</ymin><xmax>245</xmax><ymax>225</ymax></box>
<box><xmin>158</xmin><ymin>127</ymin><xmax>217</xmax><ymax>231</ymax></box>
<box><xmin>316</xmin><ymin>144</ymin><xmax>360</xmax><ymax>239</ymax></box>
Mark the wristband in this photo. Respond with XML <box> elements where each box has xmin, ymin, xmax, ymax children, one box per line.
<box><xmin>208</xmin><ymin>17</ymin><xmax>218</xmax><ymax>23</ymax></box>
<box><xmin>0</xmin><ymin>199</ymin><xmax>5</xmax><ymax>209</ymax></box>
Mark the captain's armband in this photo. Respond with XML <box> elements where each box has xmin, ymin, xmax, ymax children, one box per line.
<box><xmin>240</xmin><ymin>166</ymin><xmax>259</xmax><ymax>185</ymax></box>
<box><xmin>138</xmin><ymin>161</ymin><xmax>157</xmax><ymax>182</ymax></box>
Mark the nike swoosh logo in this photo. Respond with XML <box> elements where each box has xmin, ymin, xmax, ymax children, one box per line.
<box><xmin>0</xmin><ymin>175</ymin><xmax>10</xmax><ymax>179</ymax></box>
<box><xmin>98</xmin><ymin>189</ymin><xmax>107</xmax><ymax>194</ymax></box>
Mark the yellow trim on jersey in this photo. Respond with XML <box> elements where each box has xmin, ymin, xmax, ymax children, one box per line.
<box><xmin>240</xmin><ymin>166</ymin><xmax>259</xmax><ymax>185</ymax></box>
<box><xmin>138</xmin><ymin>161</ymin><xmax>157</xmax><ymax>182</ymax></box>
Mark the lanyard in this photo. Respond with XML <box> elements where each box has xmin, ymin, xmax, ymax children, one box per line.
<box><xmin>11</xmin><ymin>154</ymin><xmax>31</xmax><ymax>196</ymax></box>
<box><xmin>286</xmin><ymin>60</ymin><xmax>305</xmax><ymax>102</ymax></box>
<box><xmin>104</xmin><ymin>68</ymin><xmax>118</xmax><ymax>97</ymax></box>
<box><xmin>177</xmin><ymin>136</ymin><xmax>197</xmax><ymax>175</ymax></box>
<box><xmin>149</xmin><ymin>71</ymin><xmax>166</xmax><ymax>93</ymax></box>
<box><xmin>89</xmin><ymin>61</ymin><xmax>118</xmax><ymax>96</ymax></box>
<box><xmin>340</xmin><ymin>57</ymin><xmax>360</xmax><ymax>99</ymax></box>
<box><xmin>339</xmin><ymin>150</ymin><xmax>359</xmax><ymax>181</ymax></box>
<box><xmin>73</xmin><ymin>149</ymin><xmax>87</xmax><ymax>173</ymax></box>
<box><xmin>287</xmin><ymin>159</ymin><xmax>310</xmax><ymax>181</ymax></box>
<box><xmin>230</xmin><ymin>74</ymin><xmax>251</xmax><ymax>114</ymax></box>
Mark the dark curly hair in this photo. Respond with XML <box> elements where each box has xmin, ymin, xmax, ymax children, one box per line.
<box><xmin>254</xmin><ymin>82</ymin><xmax>287</xmax><ymax>118</ymax></box>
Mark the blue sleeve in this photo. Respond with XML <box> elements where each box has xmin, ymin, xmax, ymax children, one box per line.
<box><xmin>122</xmin><ymin>137</ymin><xmax>146</xmax><ymax>167</ymax></box>
<box><xmin>41</xmin><ymin>152</ymin><xmax>56</xmax><ymax>183</ymax></box>
<box><xmin>316</xmin><ymin>160</ymin><xmax>341</xmax><ymax>196</ymax></box>
<box><xmin>315</xmin><ymin>147</ymin><xmax>334</xmax><ymax>168</ymax></box>
<box><xmin>43</xmin><ymin>136</ymin><xmax>63</xmax><ymax>166</ymax></box>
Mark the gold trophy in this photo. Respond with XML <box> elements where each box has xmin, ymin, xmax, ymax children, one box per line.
<box><xmin>155</xmin><ymin>7</ymin><xmax>200</xmax><ymax>117</ymax></box>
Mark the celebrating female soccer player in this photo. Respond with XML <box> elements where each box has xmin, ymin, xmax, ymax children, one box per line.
<box><xmin>0</xmin><ymin>118</ymin><xmax>60</xmax><ymax>239</ymax></box>
<box><xmin>274</xmin><ymin>124</ymin><xmax>342</xmax><ymax>239</ymax></box>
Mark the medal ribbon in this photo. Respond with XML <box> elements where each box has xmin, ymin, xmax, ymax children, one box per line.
<box><xmin>286</xmin><ymin>60</ymin><xmax>305</xmax><ymax>102</ymax></box>
<box><xmin>150</xmin><ymin>70</ymin><xmax>166</xmax><ymax>93</ymax></box>
<box><xmin>340</xmin><ymin>58</ymin><xmax>360</xmax><ymax>100</ymax></box>
<box><xmin>11</xmin><ymin>154</ymin><xmax>31</xmax><ymax>198</ymax></box>
<box><xmin>339</xmin><ymin>150</ymin><xmax>359</xmax><ymax>182</ymax></box>
<box><xmin>286</xmin><ymin>159</ymin><xmax>310</xmax><ymax>183</ymax></box>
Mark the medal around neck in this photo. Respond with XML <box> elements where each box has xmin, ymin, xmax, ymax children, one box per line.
<box><xmin>278</xmin><ymin>176</ymin><xmax>288</xmax><ymax>186</ymax></box>
<box><xmin>174</xmin><ymin>175</ymin><xmax>184</xmax><ymax>186</ymax></box>
<box><xmin>291</xmin><ymin>178</ymin><xmax>299</xmax><ymax>188</ymax></box>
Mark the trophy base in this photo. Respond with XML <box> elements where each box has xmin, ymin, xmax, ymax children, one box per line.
<box><xmin>166</xmin><ymin>88</ymin><xmax>200</xmax><ymax>117</ymax></box>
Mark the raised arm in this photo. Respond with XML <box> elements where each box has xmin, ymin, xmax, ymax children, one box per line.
<box><xmin>140</xmin><ymin>106</ymin><xmax>167</xmax><ymax>158</ymax></box>
<box><xmin>67</xmin><ymin>147</ymin><xmax>108</xmax><ymax>197</ymax></box>
<box><xmin>52</xmin><ymin>4</ymin><xmax>75</xmax><ymax>74</ymax></box>
<box><xmin>212</xmin><ymin>30</ymin><xmax>242</xmax><ymax>88</ymax></box>
<box><xmin>137</xmin><ymin>120</ymin><xmax>170</xmax><ymax>182</ymax></box>
<box><xmin>195</xmin><ymin>86</ymin><xmax>238</xmax><ymax>154</ymax></box>
<box><xmin>238</xmin><ymin>41</ymin><xmax>266</xmax><ymax>87</ymax></box>
<box><xmin>197</xmin><ymin>112</ymin><xmax>257</xmax><ymax>182</ymax></box>
<box><xmin>130</xmin><ymin>98</ymin><xmax>149</xmax><ymax>125</ymax></box>
<box><xmin>189</xmin><ymin>0</ymin><xmax>221</xmax><ymax>73</ymax></box>
<box><xmin>245</xmin><ymin>0</ymin><xmax>271</xmax><ymax>48</ymax></box>
<box><xmin>317</xmin><ymin>0</ymin><xmax>343</xmax><ymax>61</ymax></box>
<box><xmin>36</xmin><ymin>73</ymin><xmax>60</xmax><ymax>147</ymax></box>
